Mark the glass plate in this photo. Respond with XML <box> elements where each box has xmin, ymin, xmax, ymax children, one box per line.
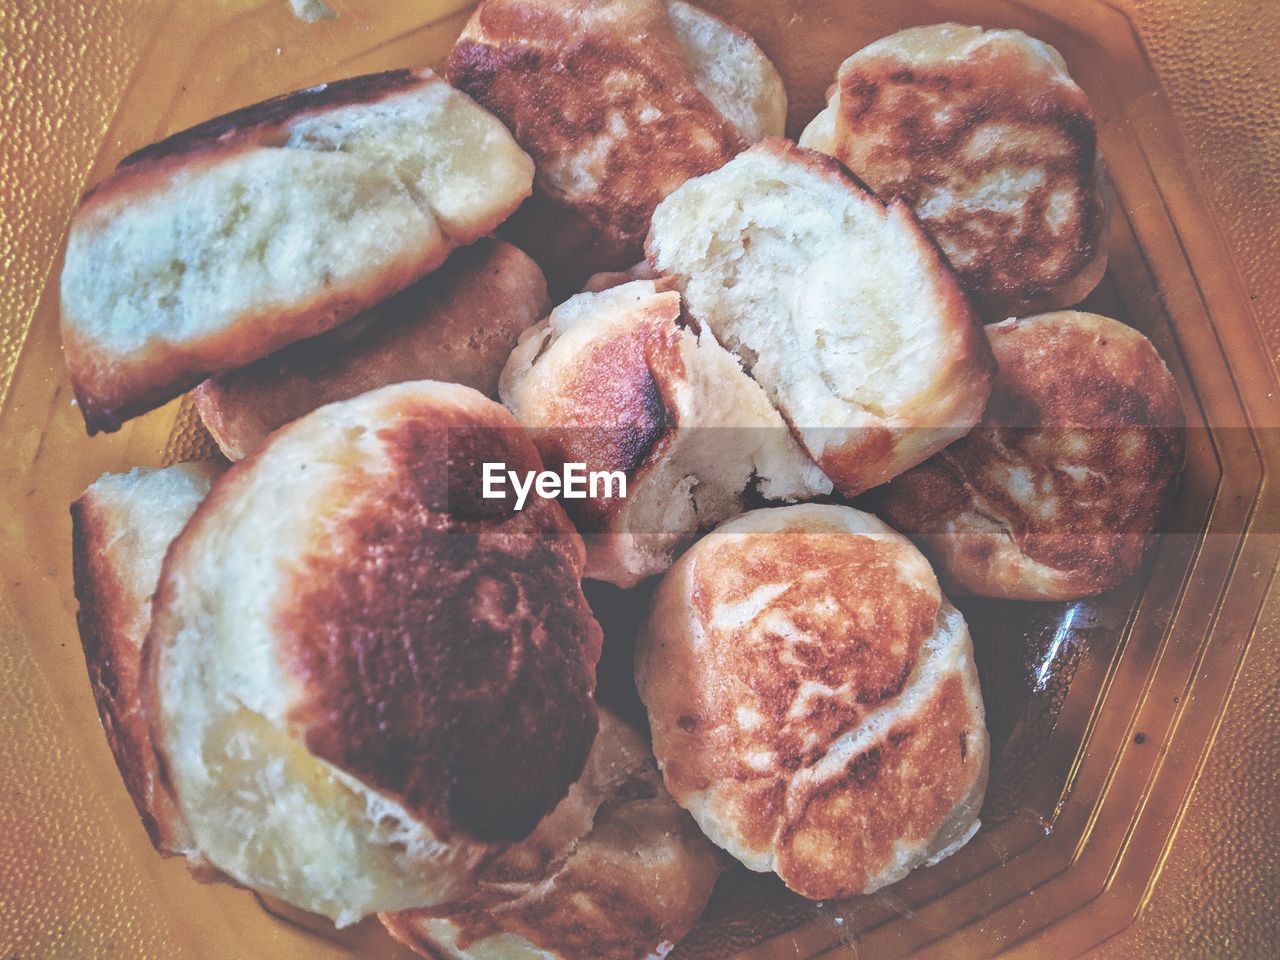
<box><xmin>1</xmin><ymin>1</ymin><xmax>1276</xmax><ymax>957</ymax></box>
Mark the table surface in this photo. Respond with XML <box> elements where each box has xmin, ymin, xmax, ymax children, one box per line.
<box><xmin>1</xmin><ymin>0</ymin><xmax>1277</xmax><ymax>956</ymax></box>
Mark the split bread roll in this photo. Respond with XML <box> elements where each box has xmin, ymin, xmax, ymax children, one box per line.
<box><xmin>193</xmin><ymin>239</ymin><xmax>548</xmax><ymax>460</ymax></box>
<box><xmin>142</xmin><ymin>381</ymin><xmax>603</xmax><ymax>925</ymax></box>
<box><xmin>647</xmin><ymin>139</ymin><xmax>994</xmax><ymax>497</ymax></box>
<box><xmin>60</xmin><ymin>68</ymin><xmax>533</xmax><ymax>433</ymax></box>
<box><xmin>874</xmin><ymin>311</ymin><xmax>1186</xmax><ymax>600</ymax></box>
<box><xmin>447</xmin><ymin>0</ymin><xmax>785</xmax><ymax>287</ymax></box>
<box><xmin>71</xmin><ymin>462</ymin><xmax>222</xmax><ymax>864</ymax></box>
<box><xmin>383</xmin><ymin>710</ymin><xmax>723</xmax><ymax>960</ymax></box>
<box><xmin>499</xmin><ymin>280</ymin><xmax>831</xmax><ymax>587</ymax></box>
<box><xmin>799</xmin><ymin>24</ymin><xmax>1108</xmax><ymax>319</ymax></box>
<box><xmin>636</xmin><ymin>504</ymin><xmax>989</xmax><ymax>900</ymax></box>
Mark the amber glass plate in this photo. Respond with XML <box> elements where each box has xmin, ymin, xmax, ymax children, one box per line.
<box><xmin>1</xmin><ymin>1</ymin><xmax>1276</xmax><ymax>958</ymax></box>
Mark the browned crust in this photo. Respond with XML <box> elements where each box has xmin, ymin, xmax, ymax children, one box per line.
<box><xmin>277</xmin><ymin>398</ymin><xmax>600</xmax><ymax>843</ymax></box>
<box><xmin>146</xmin><ymin>386</ymin><xmax>602</xmax><ymax>845</ymax></box>
<box><xmin>446</xmin><ymin>0</ymin><xmax>743</xmax><ymax>288</ymax></box>
<box><xmin>832</xmin><ymin>41</ymin><xmax>1106</xmax><ymax>316</ymax></box>
<box><xmin>776</xmin><ymin>673</ymin><xmax>982</xmax><ymax>898</ymax></box>
<box><xmin>656</xmin><ymin>530</ymin><xmax>938</xmax><ymax>796</ymax></box>
<box><xmin>518</xmin><ymin>291</ymin><xmax>686</xmax><ymax>533</ymax></box>
<box><xmin>82</xmin><ymin>70</ymin><xmax>437</xmax><ymax>210</ymax></box>
<box><xmin>874</xmin><ymin>312</ymin><xmax>1186</xmax><ymax>598</ymax></box>
<box><xmin>71</xmin><ymin>495</ymin><xmax>186</xmax><ymax>853</ymax></box>
<box><xmin>193</xmin><ymin>239</ymin><xmax>548</xmax><ymax>459</ymax></box>
<box><xmin>638</xmin><ymin>509</ymin><xmax>987</xmax><ymax>898</ymax></box>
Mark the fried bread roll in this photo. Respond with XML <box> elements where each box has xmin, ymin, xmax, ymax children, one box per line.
<box><xmin>636</xmin><ymin>504</ymin><xmax>988</xmax><ymax>900</ymax></box>
<box><xmin>61</xmin><ymin>69</ymin><xmax>533</xmax><ymax>432</ymax></box>
<box><xmin>800</xmin><ymin>24</ymin><xmax>1108</xmax><ymax>318</ymax></box>
<box><xmin>71</xmin><ymin>463</ymin><xmax>222</xmax><ymax>863</ymax></box>
<box><xmin>382</xmin><ymin>710</ymin><xmax>723</xmax><ymax>960</ymax></box>
<box><xmin>647</xmin><ymin>139</ymin><xmax>993</xmax><ymax>496</ymax></box>
<box><xmin>447</xmin><ymin>0</ymin><xmax>785</xmax><ymax>287</ymax></box>
<box><xmin>143</xmin><ymin>381</ymin><xmax>602</xmax><ymax>925</ymax></box>
<box><xmin>874</xmin><ymin>311</ymin><xmax>1185</xmax><ymax>599</ymax></box>
<box><xmin>500</xmin><ymin>280</ymin><xmax>830</xmax><ymax>586</ymax></box>
<box><xmin>193</xmin><ymin>239</ymin><xmax>548</xmax><ymax>459</ymax></box>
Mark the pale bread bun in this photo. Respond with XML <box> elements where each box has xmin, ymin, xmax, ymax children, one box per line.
<box><xmin>447</xmin><ymin>0</ymin><xmax>785</xmax><ymax>287</ymax></box>
<box><xmin>874</xmin><ymin>311</ymin><xmax>1185</xmax><ymax>600</ymax></box>
<box><xmin>71</xmin><ymin>463</ymin><xmax>222</xmax><ymax>863</ymax></box>
<box><xmin>61</xmin><ymin>69</ymin><xmax>533</xmax><ymax>433</ymax></box>
<box><xmin>193</xmin><ymin>239</ymin><xmax>548</xmax><ymax>460</ymax></box>
<box><xmin>799</xmin><ymin>24</ymin><xmax>1108</xmax><ymax>319</ymax></box>
<box><xmin>382</xmin><ymin>710</ymin><xmax>723</xmax><ymax>960</ymax></box>
<box><xmin>500</xmin><ymin>280</ymin><xmax>831</xmax><ymax>587</ymax></box>
<box><xmin>143</xmin><ymin>381</ymin><xmax>602</xmax><ymax>926</ymax></box>
<box><xmin>666</xmin><ymin>0</ymin><xmax>787</xmax><ymax>144</ymax></box>
<box><xmin>647</xmin><ymin>139</ymin><xmax>994</xmax><ymax>497</ymax></box>
<box><xmin>636</xmin><ymin>504</ymin><xmax>988</xmax><ymax>900</ymax></box>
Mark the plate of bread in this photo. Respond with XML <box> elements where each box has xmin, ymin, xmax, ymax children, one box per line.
<box><xmin>5</xmin><ymin>0</ymin><xmax>1274</xmax><ymax>958</ymax></box>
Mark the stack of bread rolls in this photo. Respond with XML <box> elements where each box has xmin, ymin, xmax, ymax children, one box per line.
<box><xmin>62</xmin><ymin>3</ymin><xmax>1185</xmax><ymax>957</ymax></box>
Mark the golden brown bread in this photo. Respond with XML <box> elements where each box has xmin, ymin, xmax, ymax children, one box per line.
<box><xmin>143</xmin><ymin>381</ymin><xmax>603</xmax><ymax>924</ymax></box>
<box><xmin>873</xmin><ymin>311</ymin><xmax>1186</xmax><ymax>600</ymax></box>
<box><xmin>499</xmin><ymin>279</ymin><xmax>830</xmax><ymax>586</ymax></box>
<box><xmin>382</xmin><ymin>710</ymin><xmax>723</xmax><ymax>960</ymax></box>
<box><xmin>71</xmin><ymin>463</ymin><xmax>221</xmax><ymax>862</ymax></box>
<box><xmin>636</xmin><ymin>504</ymin><xmax>988</xmax><ymax>900</ymax></box>
<box><xmin>446</xmin><ymin>0</ymin><xmax>783</xmax><ymax>288</ymax></box>
<box><xmin>193</xmin><ymin>239</ymin><xmax>548</xmax><ymax>460</ymax></box>
<box><xmin>61</xmin><ymin>68</ymin><xmax>533</xmax><ymax>433</ymax></box>
<box><xmin>800</xmin><ymin>24</ymin><xmax>1108</xmax><ymax>318</ymax></box>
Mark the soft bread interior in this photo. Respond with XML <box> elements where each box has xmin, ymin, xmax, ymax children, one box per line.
<box><xmin>64</xmin><ymin>148</ymin><xmax>440</xmax><ymax>358</ymax></box>
<box><xmin>647</xmin><ymin>142</ymin><xmax>990</xmax><ymax>494</ymax></box>
<box><xmin>500</xmin><ymin>281</ymin><xmax>830</xmax><ymax>586</ymax></box>
<box><xmin>61</xmin><ymin>71</ymin><xmax>533</xmax><ymax>430</ymax></box>
<box><xmin>285</xmin><ymin>79</ymin><xmax>533</xmax><ymax>243</ymax></box>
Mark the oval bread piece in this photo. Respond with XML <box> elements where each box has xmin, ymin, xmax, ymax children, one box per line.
<box><xmin>647</xmin><ymin>139</ymin><xmax>994</xmax><ymax>497</ymax></box>
<box><xmin>874</xmin><ymin>311</ymin><xmax>1186</xmax><ymax>600</ymax></box>
<box><xmin>636</xmin><ymin>504</ymin><xmax>988</xmax><ymax>900</ymax></box>
<box><xmin>193</xmin><ymin>239</ymin><xmax>548</xmax><ymax>460</ymax></box>
<box><xmin>447</xmin><ymin>0</ymin><xmax>785</xmax><ymax>288</ymax></box>
<box><xmin>71</xmin><ymin>463</ymin><xmax>222</xmax><ymax>864</ymax></box>
<box><xmin>60</xmin><ymin>68</ymin><xmax>533</xmax><ymax>434</ymax></box>
<box><xmin>799</xmin><ymin>24</ymin><xmax>1108</xmax><ymax>319</ymax></box>
<box><xmin>382</xmin><ymin>710</ymin><xmax>723</xmax><ymax>960</ymax></box>
<box><xmin>143</xmin><ymin>381</ymin><xmax>602</xmax><ymax>926</ymax></box>
<box><xmin>500</xmin><ymin>279</ymin><xmax>831</xmax><ymax>586</ymax></box>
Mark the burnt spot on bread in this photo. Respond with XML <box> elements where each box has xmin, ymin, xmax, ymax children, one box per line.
<box><xmin>833</xmin><ymin>45</ymin><xmax>1104</xmax><ymax>315</ymax></box>
<box><xmin>119</xmin><ymin>70</ymin><xmax>425</xmax><ymax>169</ymax></box>
<box><xmin>279</xmin><ymin>402</ymin><xmax>601</xmax><ymax>844</ymax></box>
<box><xmin>520</xmin><ymin>294</ymin><xmax>684</xmax><ymax>531</ymax></box>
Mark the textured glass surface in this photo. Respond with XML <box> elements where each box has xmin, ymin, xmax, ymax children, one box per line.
<box><xmin>1</xmin><ymin>1</ymin><xmax>1276</xmax><ymax>957</ymax></box>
